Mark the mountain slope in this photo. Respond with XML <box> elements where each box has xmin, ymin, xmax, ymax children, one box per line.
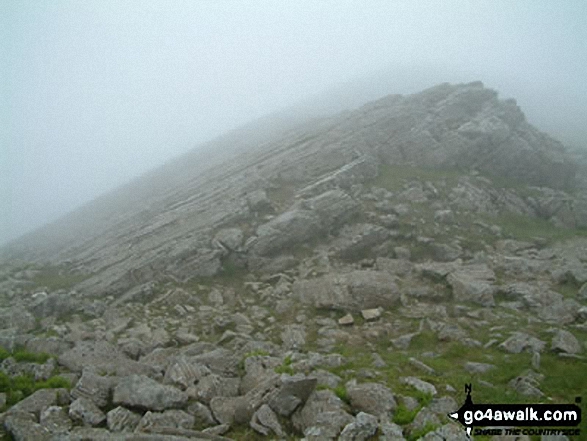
<box><xmin>0</xmin><ymin>81</ymin><xmax>586</xmax><ymax>440</ymax></box>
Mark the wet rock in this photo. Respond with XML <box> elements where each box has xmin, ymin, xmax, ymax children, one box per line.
<box><xmin>113</xmin><ymin>374</ymin><xmax>188</xmax><ymax>411</ymax></box>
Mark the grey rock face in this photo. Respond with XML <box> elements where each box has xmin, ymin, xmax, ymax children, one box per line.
<box><xmin>135</xmin><ymin>409</ymin><xmax>195</xmax><ymax>432</ymax></box>
<box><xmin>268</xmin><ymin>374</ymin><xmax>317</xmax><ymax>417</ymax></box>
<box><xmin>250</xmin><ymin>404</ymin><xmax>285</xmax><ymax>437</ymax></box>
<box><xmin>464</xmin><ymin>362</ymin><xmax>496</xmax><ymax>374</ymax></box>
<box><xmin>190</xmin><ymin>374</ymin><xmax>240</xmax><ymax>404</ymax></box>
<box><xmin>30</xmin><ymin>292</ymin><xmax>78</xmax><ymax>319</ymax></box>
<box><xmin>246</xmin><ymin>189</ymin><xmax>272</xmax><ymax>212</ymax></box>
<box><xmin>40</xmin><ymin>406</ymin><xmax>72</xmax><ymax>434</ymax></box>
<box><xmin>400</xmin><ymin>377</ymin><xmax>437</xmax><ymax>396</ymax></box>
<box><xmin>291</xmin><ymin>390</ymin><xmax>353</xmax><ymax>439</ymax></box>
<box><xmin>447</xmin><ymin>264</ymin><xmax>496</xmax><ymax>306</ymax></box>
<box><xmin>113</xmin><ymin>375</ymin><xmax>188</xmax><ymax>411</ymax></box>
<box><xmin>339</xmin><ymin>412</ymin><xmax>379</xmax><ymax>441</ymax></box>
<box><xmin>163</xmin><ymin>357</ymin><xmax>211</xmax><ymax>390</ymax></box>
<box><xmin>186</xmin><ymin>401</ymin><xmax>217</xmax><ymax>428</ymax></box>
<box><xmin>59</xmin><ymin>341</ymin><xmax>158</xmax><ymax>377</ymax></box>
<box><xmin>330</xmin><ymin>223</ymin><xmax>390</xmax><ymax>260</ymax></box>
<box><xmin>106</xmin><ymin>406</ymin><xmax>141</xmax><ymax>433</ymax></box>
<box><xmin>248</xmin><ymin>209</ymin><xmax>322</xmax><ymax>256</ymax></box>
<box><xmin>68</xmin><ymin>397</ymin><xmax>106</xmax><ymax>426</ymax></box>
<box><xmin>499</xmin><ymin>332</ymin><xmax>546</xmax><ymax>354</ymax></box>
<box><xmin>70</xmin><ymin>369</ymin><xmax>115</xmax><ymax>408</ymax></box>
<box><xmin>303</xmin><ymin>189</ymin><xmax>360</xmax><ymax>230</ymax></box>
<box><xmin>551</xmin><ymin>329</ymin><xmax>582</xmax><ymax>354</ymax></box>
<box><xmin>281</xmin><ymin>325</ymin><xmax>306</xmax><ymax>350</ymax></box>
<box><xmin>213</xmin><ymin>227</ymin><xmax>244</xmax><ymax>251</ymax></box>
<box><xmin>5</xmin><ymin>388</ymin><xmax>70</xmax><ymax>418</ymax></box>
<box><xmin>346</xmin><ymin>382</ymin><xmax>397</xmax><ymax>418</ymax></box>
<box><xmin>293</xmin><ymin>270</ymin><xmax>400</xmax><ymax>312</ymax></box>
<box><xmin>4</xmin><ymin>412</ymin><xmax>52</xmax><ymax>441</ymax></box>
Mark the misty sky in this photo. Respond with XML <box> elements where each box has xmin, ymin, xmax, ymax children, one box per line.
<box><xmin>2</xmin><ymin>1</ymin><xmax>586</xmax><ymax>246</ymax></box>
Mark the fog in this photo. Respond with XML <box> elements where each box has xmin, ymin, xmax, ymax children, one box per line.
<box><xmin>2</xmin><ymin>1</ymin><xmax>586</xmax><ymax>246</ymax></box>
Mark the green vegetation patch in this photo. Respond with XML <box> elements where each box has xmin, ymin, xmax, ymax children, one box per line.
<box><xmin>32</xmin><ymin>265</ymin><xmax>91</xmax><ymax>291</ymax></box>
<box><xmin>0</xmin><ymin>372</ymin><xmax>70</xmax><ymax>408</ymax></box>
<box><xmin>274</xmin><ymin>355</ymin><xmax>294</xmax><ymax>375</ymax></box>
<box><xmin>0</xmin><ymin>347</ymin><xmax>52</xmax><ymax>364</ymax></box>
<box><xmin>490</xmin><ymin>213</ymin><xmax>587</xmax><ymax>243</ymax></box>
<box><xmin>372</xmin><ymin>164</ymin><xmax>464</xmax><ymax>193</ymax></box>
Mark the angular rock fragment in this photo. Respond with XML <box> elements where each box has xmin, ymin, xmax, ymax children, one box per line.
<box><xmin>69</xmin><ymin>397</ymin><xmax>106</xmax><ymax>426</ymax></box>
<box><xmin>113</xmin><ymin>374</ymin><xmax>188</xmax><ymax>411</ymax></box>
<box><xmin>106</xmin><ymin>406</ymin><xmax>142</xmax><ymax>433</ymax></box>
<box><xmin>250</xmin><ymin>404</ymin><xmax>285</xmax><ymax>437</ymax></box>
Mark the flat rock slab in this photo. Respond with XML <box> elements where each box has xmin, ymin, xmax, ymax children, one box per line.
<box><xmin>113</xmin><ymin>375</ymin><xmax>188</xmax><ymax>411</ymax></box>
<box><xmin>59</xmin><ymin>341</ymin><xmax>159</xmax><ymax>377</ymax></box>
<box><xmin>293</xmin><ymin>270</ymin><xmax>399</xmax><ymax>312</ymax></box>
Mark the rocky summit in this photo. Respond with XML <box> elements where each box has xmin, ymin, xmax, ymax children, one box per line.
<box><xmin>0</xmin><ymin>81</ymin><xmax>586</xmax><ymax>440</ymax></box>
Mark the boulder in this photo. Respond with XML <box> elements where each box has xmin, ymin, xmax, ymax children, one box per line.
<box><xmin>551</xmin><ymin>329</ymin><xmax>582</xmax><ymax>354</ymax></box>
<box><xmin>499</xmin><ymin>332</ymin><xmax>546</xmax><ymax>354</ymax></box>
<box><xmin>346</xmin><ymin>382</ymin><xmax>397</xmax><ymax>418</ymax></box>
<box><xmin>330</xmin><ymin>223</ymin><xmax>390</xmax><ymax>260</ymax></box>
<box><xmin>70</xmin><ymin>368</ymin><xmax>115</xmax><ymax>408</ymax></box>
<box><xmin>40</xmin><ymin>405</ymin><xmax>72</xmax><ymax>434</ymax></box>
<box><xmin>136</xmin><ymin>409</ymin><xmax>195</xmax><ymax>432</ymax></box>
<box><xmin>447</xmin><ymin>264</ymin><xmax>496</xmax><ymax>306</ymax></box>
<box><xmin>291</xmin><ymin>390</ymin><xmax>353</xmax><ymax>439</ymax></box>
<box><xmin>248</xmin><ymin>209</ymin><xmax>322</xmax><ymax>256</ymax></box>
<box><xmin>113</xmin><ymin>375</ymin><xmax>188</xmax><ymax>411</ymax></box>
<box><xmin>293</xmin><ymin>270</ymin><xmax>400</xmax><ymax>312</ymax></box>
<box><xmin>68</xmin><ymin>397</ymin><xmax>106</xmax><ymax>426</ymax></box>
<box><xmin>106</xmin><ymin>406</ymin><xmax>141</xmax><ymax>433</ymax></box>
<box><xmin>59</xmin><ymin>340</ymin><xmax>158</xmax><ymax>377</ymax></box>
<box><xmin>400</xmin><ymin>377</ymin><xmax>437</xmax><ymax>396</ymax></box>
<box><xmin>250</xmin><ymin>404</ymin><xmax>285</xmax><ymax>437</ymax></box>
<box><xmin>339</xmin><ymin>412</ymin><xmax>379</xmax><ymax>441</ymax></box>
